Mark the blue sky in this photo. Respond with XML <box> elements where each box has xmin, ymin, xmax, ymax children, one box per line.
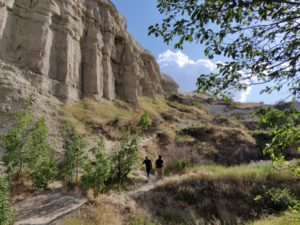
<box><xmin>112</xmin><ymin>0</ymin><xmax>285</xmax><ymax>104</ymax></box>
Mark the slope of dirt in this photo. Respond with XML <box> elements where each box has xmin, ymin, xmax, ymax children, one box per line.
<box><xmin>14</xmin><ymin>192</ymin><xmax>87</xmax><ymax>225</ymax></box>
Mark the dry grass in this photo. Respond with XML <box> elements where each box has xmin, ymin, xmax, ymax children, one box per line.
<box><xmin>61</xmin><ymin>95</ymin><xmax>212</xmax><ymax>138</ymax></box>
<box><xmin>179</xmin><ymin>125</ymin><xmax>260</xmax><ymax>164</ymax></box>
<box><xmin>158</xmin><ymin>163</ymin><xmax>299</xmax><ymax>188</ymax></box>
<box><xmin>61</xmin><ymin>99</ymin><xmax>136</xmax><ymax>135</ymax></box>
<box><xmin>61</xmin><ymin>195</ymin><xmax>155</xmax><ymax>225</ymax></box>
<box><xmin>138</xmin><ymin>96</ymin><xmax>171</xmax><ymax>118</ymax></box>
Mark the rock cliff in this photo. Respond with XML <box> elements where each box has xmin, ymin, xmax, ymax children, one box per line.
<box><xmin>0</xmin><ymin>0</ymin><xmax>164</xmax><ymax>104</ymax></box>
<box><xmin>161</xmin><ymin>73</ymin><xmax>179</xmax><ymax>94</ymax></box>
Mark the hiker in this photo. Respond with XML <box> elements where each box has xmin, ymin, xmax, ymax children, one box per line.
<box><xmin>155</xmin><ymin>155</ymin><xmax>164</xmax><ymax>180</ymax></box>
<box><xmin>142</xmin><ymin>156</ymin><xmax>152</xmax><ymax>178</ymax></box>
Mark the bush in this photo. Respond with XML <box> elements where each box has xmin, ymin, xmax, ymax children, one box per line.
<box><xmin>108</xmin><ymin>131</ymin><xmax>140</xmax><ymax>184</ymax></box>
<box><xmin>0</xmin><ymin>176</ymin><xmax>13</xmax><ymax>225</ymax></box>
<box><xmin>139</xmin><ymin>112</ymin><xmax>152</xmax><ymax>130</ymax></box>
<box><xmin>255</xmin><ymin>188</ymin><xmax>298</xmax><ymax>212</ymax></box>
<box><xmin>1</xmin><ymin>111</ymin><xmax>57</xmax><ymax>189</ymax></box>
<box><xmin>81</xmin><ymin>137</ymin><xmax>110</xmax><ymax>194</ymax></box>
<box><xmin>165</xmin><ymin>158</ymin><xmax>190</xmax><ymax>174</ymax></box>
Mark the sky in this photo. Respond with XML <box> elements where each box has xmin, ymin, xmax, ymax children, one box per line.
<box><xmin>112</xmin><ymin>0</ymin><xmax>287</xmax><ymax>104</ymax></box>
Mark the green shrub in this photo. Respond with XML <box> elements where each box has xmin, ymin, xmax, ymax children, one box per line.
<box><xmin>255</xmin><ymin>188</ymin><xmax>298</xmax><ymax>212</ymax></box>
<box><xmin>81</xmin><ymin>137</ymin><xmax>110</xmax><ymax>193</ymax></box>
<box><xmin>1</xmin><ymin>111</ymin><xmax>57</xmax><ymax>189</ymax></box>
<box><xmin>108</xmin><ymin>131</ymin><xmax>140</xmax><ymax>184</ymax></box>
<box><xmin>255</xmin><ymin>108</ymin><xmax>299</xmax><ymax>129</ymax></box>
<box><xmin>139</xmin><ymin>112</ymin><xmax>152</xmax><ymax>130</ymax></box>
<box><xmin>0</xmin><ymin>176</ymin><xmax>13</xmax><ymax>225</ymax></box>
<box><xmin>166</xmin><ymin>158</ymin><xmax>190</xmax><ymax>174</ymax></box>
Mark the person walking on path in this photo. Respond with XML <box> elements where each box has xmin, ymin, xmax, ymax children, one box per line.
<box><xmin>142</xmin><ymin>156</ymin><xmax>152</xmax><ymax>178</ymax></box>
<box><xmin>155</xmin><ymin>155</ymin><xmax>164</xmax><ymax>180</ymax></box>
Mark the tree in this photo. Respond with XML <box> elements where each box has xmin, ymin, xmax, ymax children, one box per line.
<box><xmin>28</xmin><ymin>118</ymin><xmax>57</xmax><ymax>188</ymax></box>
<box><xmin>257</xmin><ymin>108</ymin><xmax>300</xmax><ymax>175</ymax></box>
<box><xmin>149</xmin><ymin>0</ymin><xmax>300</xmax><ymax>100</ymax></box>
<box><xmin>0</xmin><ymin>176</ymin><xmax>13</xmax><ymax>225</ymax></box>
<box><xmin>81</xmin><ymin>136</ymin><xmax>110</xmax><ymax>193</ymax></box>
<box><xmin>1</xmin><ymin>111</ymin><xmax>57</xmax><ymax>189</ymax></box>
<box><xmin>150</xmin><ymin>0</ymin><xmax>300</xmax><ymax>177</ymax></box>
<box><xmin>109</xmin><ymin>131</ymin><xmax>140</xmax><ymax>184</ymax></box>
<box><xmin>62</xmin><ymin>128</ymin><xmax>87</xmax><ymax>188</ymax></box>
<box><xmin>255</xmin><ymin>107</ymin><xmax>300</xmax><ymax>129</ymax></box>
<box><xmin>2</xmin><ymin>111</ymin><xmax>33</xmax><ymax>181</ymax></box>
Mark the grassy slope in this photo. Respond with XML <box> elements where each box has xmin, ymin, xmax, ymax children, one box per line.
<box><xmin>249</xmin><ymin>212</ymin><xmax>300</xmax><ymax>225</ymax></box>
<box><xmin>135</xmin><ymin>164</ymin><xmax>300</xmax><ymax>225</ymax></box>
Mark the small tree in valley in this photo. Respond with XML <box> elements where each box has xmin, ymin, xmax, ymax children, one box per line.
<box><xmin>62</xmin><ymin>128</ymin><xmax>87</xmax><ymax>188</ymax></box>
<box><xmin>27</xmin><ymin>118</ymin><xmax>57</xmax><ymax>188</ymax></box>
<box><xmin>81</xmin><ymin>136</ymin><xmax>110</xmax><ymax>193</ymax></box>
<box><xmin>109</xmin><ymin>131</ymin><xmax>140</xmax><ymax>184</ymax></box>
<box><xmin>1</xmin><ymin>111</ymin><xmax>57</xmax><ymax>190</ymax></box>
<box><xmin>257</xmin><ymin>108</ymin><xmax>300</xmax><ymax>175</ymax></box>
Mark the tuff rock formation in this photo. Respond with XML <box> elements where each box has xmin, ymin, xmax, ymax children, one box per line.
<box><xmin>161</xmin><ymin>73</ymin><xmax>179</xmax><ymax>94</ymax></box>
<box><xmin>0</xmin><ymin>0</ymin><xmax>166</xmax><ymax>104</ymax></box>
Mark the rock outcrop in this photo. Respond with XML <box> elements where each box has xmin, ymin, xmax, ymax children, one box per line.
<box><xmin>0</xmin><ymin>0</ymin><xmax>163</xmax><ymax>104</ymax></box>
<box><xmin>160</xmin><ymin>73</ymin><xmax>179</xmax><ymax>94</ymax></box>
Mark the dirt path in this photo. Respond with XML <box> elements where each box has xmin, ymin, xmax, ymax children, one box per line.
<box><xmin>13</xmin><ymin>192</ymin><xmax>87</xmax><ymax>225</ymax></box>
<box><xmin>13</xmin><ymin>136</ymin><xmax>160</xmax><ymax>225</ymax></box>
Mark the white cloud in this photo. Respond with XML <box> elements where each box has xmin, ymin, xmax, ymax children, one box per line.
<box><xmin>238</xmin><ymin>86</ymin><xmax>252</xmax><ymax>102</ymax></box>
<box><xmin>157</xmin><ymin>50</ymin><xmax>252</xmax><ymax>102</ymax></box>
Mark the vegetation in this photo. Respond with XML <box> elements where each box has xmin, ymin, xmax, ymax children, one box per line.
<box><xmin>150</xmin><ymin>0</ymin><xmax>300</xmax><ymax>100</ymax></box>
<box><xmin>256</xmin><ymin>108</ymin><xmax>300</xmax><ymax>175</ymax></box>
<box><xmin>165</xmin><ymin>158</ymin><xmax>190</xmax><ymax>174</ymax></box>
<box><xmin>129</xmin><ymin>219</ymin><xmax>158</xmax><ymax>225</ymax></box>
<box><xmin>136</xmin><ymin>164</ymin><xmax>299</xmax><ymax>225</ymax></box>
<box><xmin>255</xmin><ymin>108</ymin><xmax>300</xmax><ymax>129</ymax></box>
<box><xmin>81</xmin><ymin>137</ymin><xmax>110</xmax><ymax>194</ymax></box>
<box><xmin>0</xmin><ymin>176</ymin><xmax>13</xmax><ymax>225</ymax></box>
<box><xmin>109</xmin><ymin>131</ymin><xmax>140</xmax><ymax>184</ymax></box>
<box><xmin>255</xmin><ymin>187</ymin><xmax>298</xmax><ymax>213</ymax></box>
<box><xmin>139</xmin><ymin>112</ymin><xmax>152</xmax><ymax>130</ymax></box>
<box><xmin>62</xmin><ymin>127</ymin><xmax>88</xmax><ymax>188</ymax></box>
<box><xmin>249</xmin><ymin>212</ymin><xmax>300</xmax><ymax>225</ymax></box>
<box><xmin>1</xmin><ymin>111</ymin><xmax>56</xmax><ymax>189</ymax></box>
<box><xmin>179</xmin><ymin>125</ymin><xmax>258</xmax><ymax>164</ymax></box>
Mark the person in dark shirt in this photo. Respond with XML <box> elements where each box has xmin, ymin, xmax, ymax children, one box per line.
<box><xmin>142</xmin><ymin>156</ymin><xmax>152</xmax><ymax>178</ymax></box>
<box><xmin>155</xmin><ymin>155</ymin><xmax>164</xmax><ymax>180</ymax></box>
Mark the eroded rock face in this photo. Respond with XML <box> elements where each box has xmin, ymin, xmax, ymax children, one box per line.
<box><xmin>0</xmin><ymin>0</ymin><xmax>163</xmax><ymax>103</ymax></box>
<box><xmin>160</xmin><ymin>73</ymin><xmax>179</xmax><ymax>94</ymax></box>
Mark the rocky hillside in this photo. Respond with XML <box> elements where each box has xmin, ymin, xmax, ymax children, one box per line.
<box><xmin>0</xmin><ymin>0</ymin><xmax>177</xmax><ymax>107</ymax></box>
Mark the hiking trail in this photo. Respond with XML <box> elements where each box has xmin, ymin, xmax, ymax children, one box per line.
<box><xmin>13</xmin><ymin>132</ymin><xmax>164</xmax><ymax>225</ymax></box>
